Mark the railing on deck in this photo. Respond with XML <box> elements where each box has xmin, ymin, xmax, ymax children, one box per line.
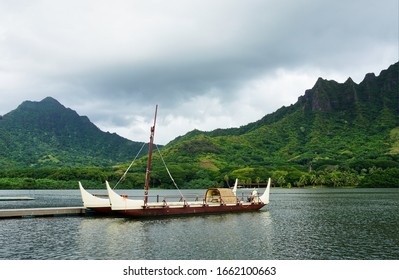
<box><xmin>94</xmin><ymin>191</ymin><xmax>262</xmax><ymax>204</ymax></box>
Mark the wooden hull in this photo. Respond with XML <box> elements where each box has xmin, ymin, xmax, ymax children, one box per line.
<box><xmin>112</xmin><ymin>203</ymin><xmax>265</xmax><ymax>218</ymax></box>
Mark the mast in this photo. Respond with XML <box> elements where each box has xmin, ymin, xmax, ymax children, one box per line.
<box><xmin>144</xmin><ymin>105</ymin><xmax>158</xmax><ymax>206</ymax></box>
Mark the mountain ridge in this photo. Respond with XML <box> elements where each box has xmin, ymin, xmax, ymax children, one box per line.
<box><xmin>150</xmin><ymin>62</ymin><xmax>398</xmax><ymax>188</ymax></box>
<box><xmin>175</xmin><ymin>62</ymin><xmax>398</xmax><ymax>139</ymax></box>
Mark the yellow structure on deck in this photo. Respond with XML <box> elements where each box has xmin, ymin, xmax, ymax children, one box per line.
<box><xmin>205</xmin><ymin>188</ymin><xmax>238</xmax><ymax>204</ymax></box>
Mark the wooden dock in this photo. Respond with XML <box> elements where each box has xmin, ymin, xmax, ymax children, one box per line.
<box><xmin>0</xmin><ymin>207</ymin><xmax>86</xmax><ymax>218</ymax></box>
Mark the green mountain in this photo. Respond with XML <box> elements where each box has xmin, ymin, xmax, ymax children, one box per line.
<box><xmin>0</xmin><ymin>97</ymin><xmax>147</xmax><ymax>168</ymax></box>
<box><xmin>143</xmin><ymin>62</ymin><xmax>399</xmax><ymax>188</ymax></box>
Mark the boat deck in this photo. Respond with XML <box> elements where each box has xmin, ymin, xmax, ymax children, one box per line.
<box><xmin>145</xmin><ymin>201</ymin><xmax>250</xmax><ymax>208</ymax></box>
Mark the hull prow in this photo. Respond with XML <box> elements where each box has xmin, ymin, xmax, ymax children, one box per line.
<box><xmin>259</xmin><ymin>177</ymin><xmax>271</xmax><ymax>204</ymax></box>
<box><xmin>232</xmin><ymin>178</ymin><xmax>238</xmax><ymax>196</ymax></box>
<box><xmin>106</xmin><ymin>181</ymin><xmax>144</xmax><ymax>210</ymax></box>
<box><xmin>79</xmin><ymin>182</ymin><xmax>111</xmax><ymax>213</ymax></box>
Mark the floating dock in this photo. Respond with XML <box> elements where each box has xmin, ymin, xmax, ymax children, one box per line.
<box><xmin>0</xmin><ymin>207</ymin><xmax>86</xmax><ymax>218</ymax></box>
<box><xmin>0</xmin><ymin>196</ymin><xmax>35</xmax><ymax>201</ymax></box>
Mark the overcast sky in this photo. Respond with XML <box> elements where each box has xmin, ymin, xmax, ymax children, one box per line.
<box><xmin>0</xmin><ymin>0</ymin><xmax>397</xmax><ymax>144</ymax></box>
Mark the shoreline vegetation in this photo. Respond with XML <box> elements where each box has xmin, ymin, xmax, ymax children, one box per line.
<box><xmin>0</xmin><ymin>179</ymin><xmax>362</xmax><ymax>190</ymax></box>
<box><xmin>0</xmin><ymin>182</ymin><xmax>389</xmax><ymax>190</ymax></box>
<box><xmin>0</xmin><ymin>183</ymin><xmax>362</xmax><ymax>190</ymax></box>
<box><xmin>0</xmin><ymin>166</ymin><xmax>398</xmax><ymax>190</ymax></box>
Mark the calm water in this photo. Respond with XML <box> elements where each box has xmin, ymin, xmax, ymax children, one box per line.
<box><xmin>0</xmin><ymin>188</ymin><xmax>398</xmax><ymax>260</ymax></box>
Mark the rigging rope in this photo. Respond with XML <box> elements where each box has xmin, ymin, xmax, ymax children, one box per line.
<box><xmin>155</xmin><ymin>143</ymin><xmax>185</xmax><ymax>199</ymax></box>
<box><xmin>114</xmin><ymin>142</ymin><xmax>147</xmax><ymax>189</ymax></box>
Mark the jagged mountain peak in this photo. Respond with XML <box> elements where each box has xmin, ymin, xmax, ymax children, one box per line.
<box><xmin>175</xmin><ymin>61</ymin><xmax>398</xmax><ymax>142</ymax></box>
<box><xmin>344</xmin><ymin>77</ymin><xmax>356</xmax><ymax>84</ymax></box>
<box><xmin>298</xmin><ymin>62</ymin><xmax>398</xmax><ymax>114</ymax></box>
<box><xmin>362</xmin><ymin>72</ymin><xmax>377</xmax><ymax>83</ymax></box>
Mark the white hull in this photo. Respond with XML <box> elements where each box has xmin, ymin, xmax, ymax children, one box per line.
<box><xmin>106</xmin><ymin>181</ymin><xmax>144</xmax><ymax>210</ymax></box>
<box><xmin>79</xmin><ymin>182</ymin><xmax>111</xmax><ymax>210</ymax></box>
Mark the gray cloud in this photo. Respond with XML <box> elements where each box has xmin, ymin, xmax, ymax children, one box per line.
<box><xmin>0</xmin><ymin>0</ymin><xmax>397</xmax><ymax>143</ymax></box>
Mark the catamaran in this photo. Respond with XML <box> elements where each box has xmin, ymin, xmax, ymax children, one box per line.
<box><xmin>79</xmin><ymin>105</ymin><xmax>271</xmax><ymax>217</ymax></box>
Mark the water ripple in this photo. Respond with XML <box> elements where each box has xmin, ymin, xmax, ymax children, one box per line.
<box><xmin>1</xmin><ymin>188</ymin><xmax>398</xmax><ymax>259</ymax></box>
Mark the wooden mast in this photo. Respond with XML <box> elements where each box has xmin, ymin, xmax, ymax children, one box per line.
<box><xmin>144</xmin><ymin>105</ymin><xmax>158</xmax><ymax>206</ymax></box>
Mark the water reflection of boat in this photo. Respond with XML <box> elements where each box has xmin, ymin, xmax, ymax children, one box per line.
<box><xmin>79</xmin><ymin>105</ymin><xmax>270</xmax><ymax>217</ymax></box>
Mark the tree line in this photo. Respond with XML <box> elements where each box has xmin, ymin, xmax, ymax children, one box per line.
<box><xmin>0</xmin><ymin>165</ymin><xmax>397</xmax><ymax>189</ymax></box>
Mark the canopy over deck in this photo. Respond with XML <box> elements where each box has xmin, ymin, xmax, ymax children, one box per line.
<box><xmin>205</xmin><ymin>188</ymin><xmax>238</xmax><ymax>204</ymax></box>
